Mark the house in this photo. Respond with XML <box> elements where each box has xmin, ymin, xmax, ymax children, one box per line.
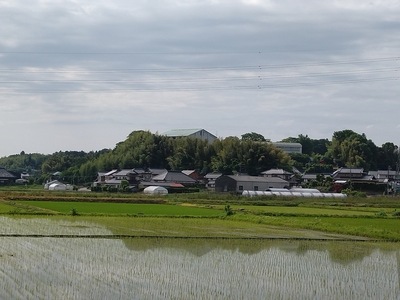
<box><xmin>132</xmin><ymin>168</ymin><xmax>152</xmax><ymax>181</ymax></box>
<box><xmin>332</xmin><ymin>168</ymin><xmax>369</xmax><ymax>181</ymax></box>
<box><xmin>0</xmin><ymin>167</ymin><xmax>16</xmax><ymax>184</ymax></box>
<box><xmin>261</xmin><ymin>169</ymin><xmax>293</xmax><ymax>181</ymax></box>
<box><xmin>272</xmin><ymin>142</ymin><xmax>302</xmax><ymax>154</ymax></box>
<box><xmin>140</xmin><ymin>170</ymin><xmax>197</xmax><ymax>191</ymax></box>
<box><xmin>93</xmin><ymin>170</ymin><xmax>119</xmax><ymax>187</ymax></box>
<box><xmin>93</xmin><ymin>169</ymin><xmax>151</xmax><ymax>189</ymax></box>
<box><xmin>113</xmin><ymin>169</ymin><xmax>144</xmax><ymax>182</ymax></box>
<box><xmin>148</xmin><ymin>168</ymin><xmax>168</xmax><ymax>177</ymax></box>
<box><xmin>368</xmin><ymin>170</ymin><xmax>398</xmax><ymax>182</ymax></box>
<box><xmin>301</xmin><ymin>174</ymin><xmax>318</xmax><ymax>183</ymax></box>
<box><xmin>182</xmin><ymin>170</ymin><xmax>203</xmax><ymax>181</ymax></box>
<box><xmin>261</xmin><ymin>168</ymin><xmax>298</xmax><ymax>186</ymax></box>
<box><xmin>204</xmin><ymin>172</ymin><xmax>222</xmax><ymax>190</ymax></box>
<box><xmin>163</xmin><ymin>129</ymin><xmax>218</xmax><ymax>143</ymax></box>
<box><xmin>152</xmin><ymin>170</ymin><xmax>197</xmax><ymax>185</ymax></box>
<box><xmin>215</xmin><ymin>175</ymin><xmax>289</xmax><ymax>193</ymax></box>
<box><xmin>332</xmin><ymin>167</ymin><xmax>385</xmax><ymax>193</ymax></box>
<box><xmin>97</xmin><ymin>170</ymin><xmax>118</xmax><ymax>182</ymax></box>
<box><xmin>21</xmin><ymin>172</ymin><xmax>31</xmax><ymax>181</ymax></box>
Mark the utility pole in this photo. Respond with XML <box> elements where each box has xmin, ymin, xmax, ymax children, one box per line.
<box><xmin>395</xmin><ymin>146</ymin><xmax>400</xmax><ymax>195</ymax></box>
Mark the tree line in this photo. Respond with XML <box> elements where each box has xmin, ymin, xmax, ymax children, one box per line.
<box><xmin>0</xmin><ymin>129</ymin><xmax>398</xmax><ymax>185</ymax></box>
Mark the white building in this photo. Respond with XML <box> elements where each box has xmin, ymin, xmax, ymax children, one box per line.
<box><xmin>163</xmin><ymin>129</ymin><xmax>218</xmax><ymax>143</ymax></box>
<box><xmin>272</xmin><ymin>142</ymin><xmax>302</xmax><ymax>154</ymax></box>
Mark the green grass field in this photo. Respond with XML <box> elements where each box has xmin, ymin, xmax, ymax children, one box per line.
<box><xmin>230</xmin><ymin>214</ymin><xmax>400</xmax><ymax>241</ymax></box>
<box><xmin>0</xmin><ymin>202</ymin><xmax>18</xmax><ymax>213</ymax></box>
<box><xmin>1</xmin><ymin>190</ymin><xmax>400</xmax><ymax>241</ymax></box>
<box><xmin>17</xmin><ymin>201</ymin><xmax>224</xmax><ymax>216</ymax></box>
<box><xmin>226</xmin><ymin>205</ymin><xmax>383</xmax><ymax>217</ymax></box>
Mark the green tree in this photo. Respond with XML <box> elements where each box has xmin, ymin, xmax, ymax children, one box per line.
<box><xmin>281</xmin><ymin>135</ymin><xmax>329</xmax><ymax>156</ymax></box>
<box><xmin>211</xmin><ymin>137</ymin><xmax>290</xmax><ymax>175</ymax></box>
<box><xmin>377</xmin><ymin>142</ymin><xmax>399</xmax><ymax>170</ymax></box>
<box><xmin>327</xmin><ymin>130</ymin><xmax>377</xmax><ymax>170</ymax></box>
<box><xmin>241</xmin><ymin>132</ymin><xmax>266</xmax><ymax>142</ymax></box>
<box><xmin>167</xmin><ymin>137</ymin><xmax>212</xmax><ymax>171</ymax></box>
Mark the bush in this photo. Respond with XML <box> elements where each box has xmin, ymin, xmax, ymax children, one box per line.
<box><xmin>341</xmin><ymin>189</ymin><xmax>367</xmax><ymax>198</ymax></box>
<box><xmin>224</xmin><ymin>205</ymin><xmax>234</xmax><ymax>216</ymax></box>
<box><xmin>375</xmin><ymin>211</ymin><xmax>387</xmax><ymax>217</ymax></box>
<box><xmin>392</xmin><ymin>210</ymin><xmax>400</xmax><ymax>217</ymax></box>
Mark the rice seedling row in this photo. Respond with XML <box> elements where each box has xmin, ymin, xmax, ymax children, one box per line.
<box><xmin>0</xmin><ymin>236</ymin><xmax>398</xmax><ymax>299</ymax></box>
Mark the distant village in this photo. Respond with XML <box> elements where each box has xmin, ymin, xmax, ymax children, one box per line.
<box><xmin>0</xmin><ymin>128</ymin><xmax>398</xmax><ymax>196</ymax></box>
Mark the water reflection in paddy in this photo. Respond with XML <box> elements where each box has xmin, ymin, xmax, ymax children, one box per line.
<box><xmin>0</xmin><ymin>237</ymin><xmax>398</xmax><ymax>299</ymax></box>
<box><xmin>0</xmin><ymin>217</ymin><xmax>398</xmax><ymax>299</ymax></box>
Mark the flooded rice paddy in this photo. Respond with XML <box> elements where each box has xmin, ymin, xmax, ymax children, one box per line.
<box><xmin>0</xmin><ymin>217</ymin><xmax>399</xmax><ymax>299</ymax></box>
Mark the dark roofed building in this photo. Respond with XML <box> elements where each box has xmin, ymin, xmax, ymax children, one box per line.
<box><xmin>332</xmin><ymin>168</ymin><xmax>366</xmax><ymax>180</ymax></box>
<box><xmin>0</xmin><ymin>167</ymin><xmax>16</xmax><ymax>184</ymax></box>
<box><xmin>152</xmin><ymin>171</ymin><xmax>197</xmax><ymax>185</ymax></box>
<box><xmin>261</xmin><ymin>169</ymin><xmax>293</xmax><ymax>181</ymax></box>
<box><xmin>215</xmin><ymin>175</ymin><xmax>289</xmax><ymax>193</ymax></box>
<box><xmin>182</xmin><ymin>170</ymin><xmax>203</xmax><ymax>181</ymax></box>
<box><xmin>204</xmin><ymin>172</ymin><xmax>223</xmax><ymax>190</ymax></box>
<box><xmin>368</xmin><ymin>170</ymin><xmax>398</xmax><ymax>182</ymax></box>
<box><xmin>148</xmin><ymin>168</ymin><xmax>168</xmax><ymax>177</ymax></box>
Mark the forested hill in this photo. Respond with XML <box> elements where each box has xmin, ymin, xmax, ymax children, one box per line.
<box><xmin>0</xmin><ymin>129</ymin><xmax>398</xmax><ymax>185</ymax></box>
<box><xmin>77</xmin><ymin>130</ymin><xmax>291</xmax><ymax>182</ymax></box>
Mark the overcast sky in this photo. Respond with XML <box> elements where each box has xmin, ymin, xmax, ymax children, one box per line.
<box><xmin>1</xmin><ymin>0</ymin><xmax>400</xmax><ymax>157</ymax></box>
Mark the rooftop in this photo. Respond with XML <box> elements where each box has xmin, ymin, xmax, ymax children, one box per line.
<box><xmin>163</xmin><ymin>129</ymin><xmax>204</xmax><ymax>137</ymax></box>
<box><xmin>226</xmin><ymin>175</ymin><xmax>288</xmax><ymax>183</ymax></box>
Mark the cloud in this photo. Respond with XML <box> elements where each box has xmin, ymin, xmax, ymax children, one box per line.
<box><xmin>0</xmin><ymin>0</ymin><xmax>400</xmax><ymax>156</ymax></box>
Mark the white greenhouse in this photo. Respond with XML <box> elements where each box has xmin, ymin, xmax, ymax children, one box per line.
<box><xmin>143</xmin><ymin>186</ymin><xmax>168</xmax><ymax>195</ymax></box>
<box><xmin>242</xmin><ymin>189</ymin><xmax>347</xmax><ymax>198</ymax></box>
<box><xmin>48</xmin><ymin>183</ymin><xmax>73</xmax><ymax>191</ymax></box>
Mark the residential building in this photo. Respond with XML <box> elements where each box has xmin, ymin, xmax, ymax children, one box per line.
<box><xmin>204</xmin><ymin>172</ymin><xmax>222</xmax><ymax>190</ymax></box>
<box><xmin>368</xmin><ymin>170</ymin><xmax>398</xmax><ymax>182</ymax></box>
<box><xmin>261</xmin><ymin>168</ymin><xmax>299</xmax><ymax>186</ymax></box>
<box><xmin>182</xmin><ymin>170</ymin><xmax>203</xmax><ymax>181</ymax></box>
<box><xmin>301</xmin><ymin>174</ymin><xmax>318</xmax><ymax>183</ymax></box>
<box><xmin>261</xmin><ymin>169</ymin><xmax>293</xmax><ymax>181</ymax></box>
<box><xmin>148</xmin><ymin>168</ymin><xmax>168</xmax><ymax>177</ymax></box>
<box><xmin>152</xmin><ymin>170</ymin><xmax>197</xmax><ymax>185</ymax></box>
<box><xmin>332</xmin><ymin>168</ymin><xmax>368</xmax><ymax>180</ymax></box>
<box><xmin>93</xmin><ymin>169</ymin><xmax>149</xmax><ymax>188</ymax></box>
<box><xmin>0</xmin><ymin>167</ymin><xmax>16</xmax><ymax>184</ymax></box>
<box><xmin>140</xmin><ymin>170</ymin><xmax>196</xmax><ymax>190</ymax></box>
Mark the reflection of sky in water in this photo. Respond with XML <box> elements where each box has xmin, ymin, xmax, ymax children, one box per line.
<box><xmin>0</xmin><ymin>216</ymin><xmax>398</xmax><ymax>299</ymax></box>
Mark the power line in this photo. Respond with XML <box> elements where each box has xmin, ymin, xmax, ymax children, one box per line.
<box><xmin>0</xmin><ymin>76</ymin><xmax>397</xmax><ymax>94</ymax></box>
<box><xmin>0</xmin><ymin>55</ymin><xmax>397</xmax><ymax>94</ymax></box>
<box><xmin>0</xmin><ymin>57</ymin><xmax>398</xmax><ymax>74</ymax></box>
<box><xmin>0</xmin><ymin>66</ymin><xmax>397</xmax><ymax>82</ymax></box>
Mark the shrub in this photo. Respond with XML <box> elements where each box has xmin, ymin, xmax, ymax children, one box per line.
<box><xmin>392</xmin><ymin>210</ymin><xmax>400</xmax><ymax>217</ymax></box>
<box><xmin>341</xmin><ymin>189</ymin><xmax>367</xmax><ymax>198</ymax></box>
<box><xmin>375</xmin><ymin>211</ymin><xmax>387</xmax><ymax>218</ymax></box>
<box><xmin>224</xmin><ymin>205</ymin><xmax>234</xmax><ymax>216</ymax></box>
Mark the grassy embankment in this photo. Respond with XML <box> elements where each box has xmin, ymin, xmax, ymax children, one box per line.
<box><xmin>0</xmin><ymin>189</ymin><xmax>400</xmax><ymax>241</ymax></box>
